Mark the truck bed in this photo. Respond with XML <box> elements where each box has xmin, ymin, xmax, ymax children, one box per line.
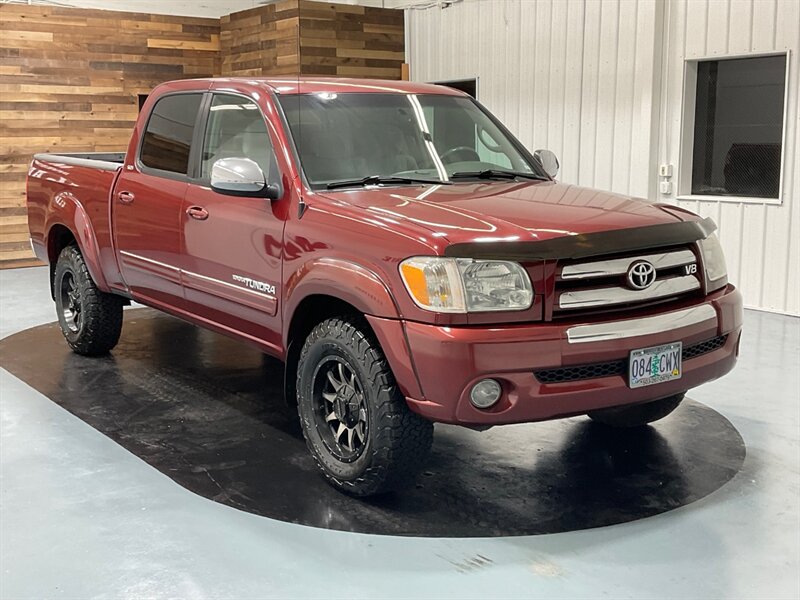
<box><xmin>28</xmin><ymin>152</ymin><xmax>127</xmax><ymax>293</ymax></box>
<box><xmin>32</xmin><ymin>152</ymin><xmax>126</xmax><ymax>172</ymax></box>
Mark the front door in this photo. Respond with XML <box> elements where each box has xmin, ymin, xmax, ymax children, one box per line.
<box><xmin>114</xmin><ymin>92</ymin><xmax>204</xmax><ymax>309</ymax></box>
<box><xmin>180</xmin><ymin>92</ymin><xmax>285</xmax><ymax>353</ymax></box>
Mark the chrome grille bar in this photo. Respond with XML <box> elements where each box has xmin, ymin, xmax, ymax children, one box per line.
<box><xmin>558</xmin><ymin>275</ymin><xmax>700</xmax><ymax>310</ymax></box>
<box><xmin>561</xmin><ymin>249</ymin><xmax>696</xmax><ymax>280</ymax></box>
<box><xmin>566</xmin><ymin>304</ymin><xmax>717</xmax><ymax>343</ymax></box>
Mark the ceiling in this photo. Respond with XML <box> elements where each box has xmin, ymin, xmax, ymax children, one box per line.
<box><xmin>0</xmin><ymin>0</ymin><xmax>416</xmax><ymax>18</ymax></box>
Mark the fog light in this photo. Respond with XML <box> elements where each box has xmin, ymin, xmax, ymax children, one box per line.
<box><xmin>469</xmin><ymin>379</ymin><xmax>502</xmax><ymax>409</ymax></box>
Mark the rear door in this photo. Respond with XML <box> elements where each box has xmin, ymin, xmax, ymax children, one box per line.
<box><xmin>179</xmin><ymin>92</ymin><xmax>286</xmax><ymax>353</ymax></box>
<box><xmin>114</xmin><ymin>92</ymin><xmax>204</xmax><ymax>308</ymax></box>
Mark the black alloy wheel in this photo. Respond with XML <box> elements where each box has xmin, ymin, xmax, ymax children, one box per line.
<box><xmin>313</xmin><ymin>356</ymin><xmax>369</xmax><ymax>462</ymax></box>
<box><xmin>59</xmin><ymin>269</ymin><xmax>82</xmax><ymax>333</ymax></box>
<box><xmin>296</xmin><ymin>316</ymin><xmax>434</xmax><ymax>496</ymax></box>
<box><xmin>53</xmin><ymin>245</ymin><xmax>124</xmax><ymax>356</ymax></box>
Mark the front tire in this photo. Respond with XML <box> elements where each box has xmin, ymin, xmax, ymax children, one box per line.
<box><xmin>587</xmin><ymin>393</ymin><xmax>684</xmax><ymax>428</ymax></box>
<box><xmin>296</xmin><ymin>316</ymin><xmax>433</xmax><ymax>496</ymax></box>
<box><xmin>54</xmin><ymin>245</ymin><xmax>124</xmax><ymax>356</ymax></box>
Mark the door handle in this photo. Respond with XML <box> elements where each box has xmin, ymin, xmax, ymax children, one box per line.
<box><xmin>118</xmin><ymin>191</ymin><xmax>135</xmax><ymax>204</ymax></box>
<box><xmin>186</xmin><ymin>205</ymin><xmax>209</xmax><ymax>221</ymax></box>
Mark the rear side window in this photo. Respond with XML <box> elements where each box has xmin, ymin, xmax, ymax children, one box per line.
<box><xmin>140</xmin><ymin>93</ymin><xmax>202</xmax><ymax>175</ymax></box>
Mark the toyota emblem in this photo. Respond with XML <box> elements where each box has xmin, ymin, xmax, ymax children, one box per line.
<box><xmin>626</xmin><ymin>260</ymin><xmax>657</xmax><ymax>290</ymax></box>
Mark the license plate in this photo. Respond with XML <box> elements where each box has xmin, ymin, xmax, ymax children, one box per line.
<box><xmin>628</xmin><ymin>342</ymin><xmax>682</xmax><ymax>388</ymax></box>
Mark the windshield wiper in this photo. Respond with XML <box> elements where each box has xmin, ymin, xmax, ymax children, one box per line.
<box><xmin>326</xmin><ymin>175</ymin><xmax>448</xmax><ymax>190</ymax></box>
<box><xmin>450</xmin><ymin>169</ymin><xmax>548</xmax><ymax>181</ymax></box>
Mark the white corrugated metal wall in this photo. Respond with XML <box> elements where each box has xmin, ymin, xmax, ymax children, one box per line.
<box><xmin>406</xmin><ymin>0</ymin><xmax>799</xmax><ymax>315</ymax></box>
<box><xmin>658</xmin><ymin>0</ymin><xmax>799</xmax><ymax>314</ymax></box>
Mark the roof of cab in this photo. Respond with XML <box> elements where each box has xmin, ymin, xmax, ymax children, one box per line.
<box><xmin>214</xmin><ymin>76</ymin><xmax>467</xmax><ymax>96</ymax></box>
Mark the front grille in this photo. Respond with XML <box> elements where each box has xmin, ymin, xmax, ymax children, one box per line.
<box><xmin>533</xmin><ymin>334</ymin><xmax>729</xmax><ymax>384</ymax></box>
<box><xmin>554</xmin><ymin>246</ymin><xmax>702</xmax><ymax>316</ymax></box>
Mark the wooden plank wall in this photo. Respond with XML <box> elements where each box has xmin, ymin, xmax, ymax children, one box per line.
<box><xmin>0</xmin><ymin>1</ymin><xmax>404</xmax><ymax>268</ymax></box>
<box><xmin>220</xmin><ymin>1</ymin><xmax>300</xmax><ymax>77</ymax></box>
<box><xmin>298</xmin><ymin>1</ymin><xmax>405</xmax><ymax>79</ymax></box>
<box><xmin>0</xmin><ymin>4</ymin><xmax>219</xmax><ymax>268</ymax></box>
<box><xmin>221</xmin><ymin>1</ymin><xmax>404</xmax><ymax>80</ymax></box>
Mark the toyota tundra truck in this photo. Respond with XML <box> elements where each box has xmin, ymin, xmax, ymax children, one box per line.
<box><xmin>26</xmin><ymin>77</ymin><xmax>742</xmax><ymax>496</ymax></box>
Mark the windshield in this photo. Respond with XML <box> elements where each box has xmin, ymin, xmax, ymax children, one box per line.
<box><xmin>277</xmin><ymin>93</ymin><xmax>544</xmax><ymax>188</ymax></box>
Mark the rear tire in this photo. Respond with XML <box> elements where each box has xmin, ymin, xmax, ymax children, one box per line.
<box><xmin>587</xmin><ymin>393</ymin><xmax>684</xmax><ymax>428</ymax></box>
<box><xmin>54</xmin><ymin>245</ymin><xmax>124</xmax><ymax>356</ymax></box>
<box><xmin>296</xmin><ymin>316</ymin><xmax>433</xmax><ymax>496</ymax></box>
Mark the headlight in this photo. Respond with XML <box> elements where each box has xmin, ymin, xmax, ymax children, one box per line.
<box><xmin>399</xmin><ymin>257</ymin><xmax>533</xmax><ymax>313</ymax></box>
<box><xmin>457</xmin><ymin>259</ymin><xmax>534</xmax><ymax>311</ymax></box>
<box><xmin>698</xmin><ymin>233</ymin><xmax>728</xmax><ymax>293</ymax></box>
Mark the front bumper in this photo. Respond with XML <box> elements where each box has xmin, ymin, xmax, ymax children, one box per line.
<box><xmin>369</xmin><ymin>285</ymin><xmax>742</xmax><ymax>426</ymax></box>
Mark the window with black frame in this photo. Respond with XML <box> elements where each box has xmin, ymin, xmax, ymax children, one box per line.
<box><xmin>139</xmin><ymin>93</ymin><xmax>202</xmax><ymax>175</ymax></box>
<box><xmin>691</xmin><ymin>54</ymin><xmax>787</xmax><ymax>199</ymax></box>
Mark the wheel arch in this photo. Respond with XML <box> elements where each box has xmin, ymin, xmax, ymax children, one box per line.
<box><xmin>283</xmin><ymin>291</ymin><xmax>424</xmax><ymax>409</ymax></box>
<box><xmin>45</xmin><ymin>195</ymin><xmax>110</xmax><ymax>297</ymax></box>
<box><xmin>283</xmin><ymin>257</ymin><xmax>400</xmax><ymax>332</ymax></box>
<box><xmin>282</xmin><ymin>258</ymin><xmax>406</xmax><ymax>403</ymax></box>
<box><xmin>46</xmin><ymin>223</ymin><xmax>77</xmax><ymax>299</ymax></box>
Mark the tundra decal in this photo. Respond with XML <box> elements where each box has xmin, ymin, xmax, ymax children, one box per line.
<box><xmin>232</xmin><ymin>274</ymin><xmax>276</xmax><ymax>296</ymax></box>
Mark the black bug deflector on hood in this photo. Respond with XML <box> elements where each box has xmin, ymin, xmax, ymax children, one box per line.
<box><xmin>445</xmin><ymin>217</ymin><xmax>717</xmax><ymax>261</ymax></box>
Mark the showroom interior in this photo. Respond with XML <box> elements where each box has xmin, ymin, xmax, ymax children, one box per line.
<box><xmin>0</xmin><ymin>0</ymin><xmax>798</xmax><ymax>598</ymax></box>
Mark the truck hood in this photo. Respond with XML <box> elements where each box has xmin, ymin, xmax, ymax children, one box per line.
<box><xmin>320</xmin><ymin>180</ymin><xmax>692</xmax><ymax>247</ymax></box>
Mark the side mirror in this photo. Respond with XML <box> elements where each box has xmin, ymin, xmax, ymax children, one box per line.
<box><xmin>533</xmin><ymin>149</ymin><xmax>559</xmax><ymax>179</ymax></box>
<box><xmin>210</xmin><ymin>157</ymin><xmax>281</xmax><ymax>200</ymax></box>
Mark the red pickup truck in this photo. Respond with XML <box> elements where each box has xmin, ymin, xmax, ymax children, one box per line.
<box><xmin>27</xmin><ymin>77</ymin><xmax>742</xmax><ymax>496</ymax></box>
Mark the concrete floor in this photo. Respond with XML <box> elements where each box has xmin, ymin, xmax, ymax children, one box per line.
<box><xmin>1</xmin><ymin>266</ymin><xmax>798</xmax><ymax>599</ymax></box>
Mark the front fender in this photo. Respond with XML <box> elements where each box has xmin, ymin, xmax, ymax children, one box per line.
<box><xmin>284</xmin><ymin>257</ymin><xmax>399</xmax><ymax>330</ymax></box>
<box><xmin>46</xmin><ymin>191</ymin><xmax>110</xmax><ymax>292</ymax></box>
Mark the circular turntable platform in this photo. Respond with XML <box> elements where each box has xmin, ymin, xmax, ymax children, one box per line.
<box><xmin>0</xmin><ymin>308</ymin><xmax>746</xmax><ymax>537</ymax></box>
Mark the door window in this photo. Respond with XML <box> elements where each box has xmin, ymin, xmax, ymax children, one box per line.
<box><xmin>201</xmin><ymin>94</ymin><xmax>275</xmax><ymax>180</ymax></box>
<box><xmin>139</xmin><ymin>93</ymin><xmax>202</xmax><ymax>175</ymax></box>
